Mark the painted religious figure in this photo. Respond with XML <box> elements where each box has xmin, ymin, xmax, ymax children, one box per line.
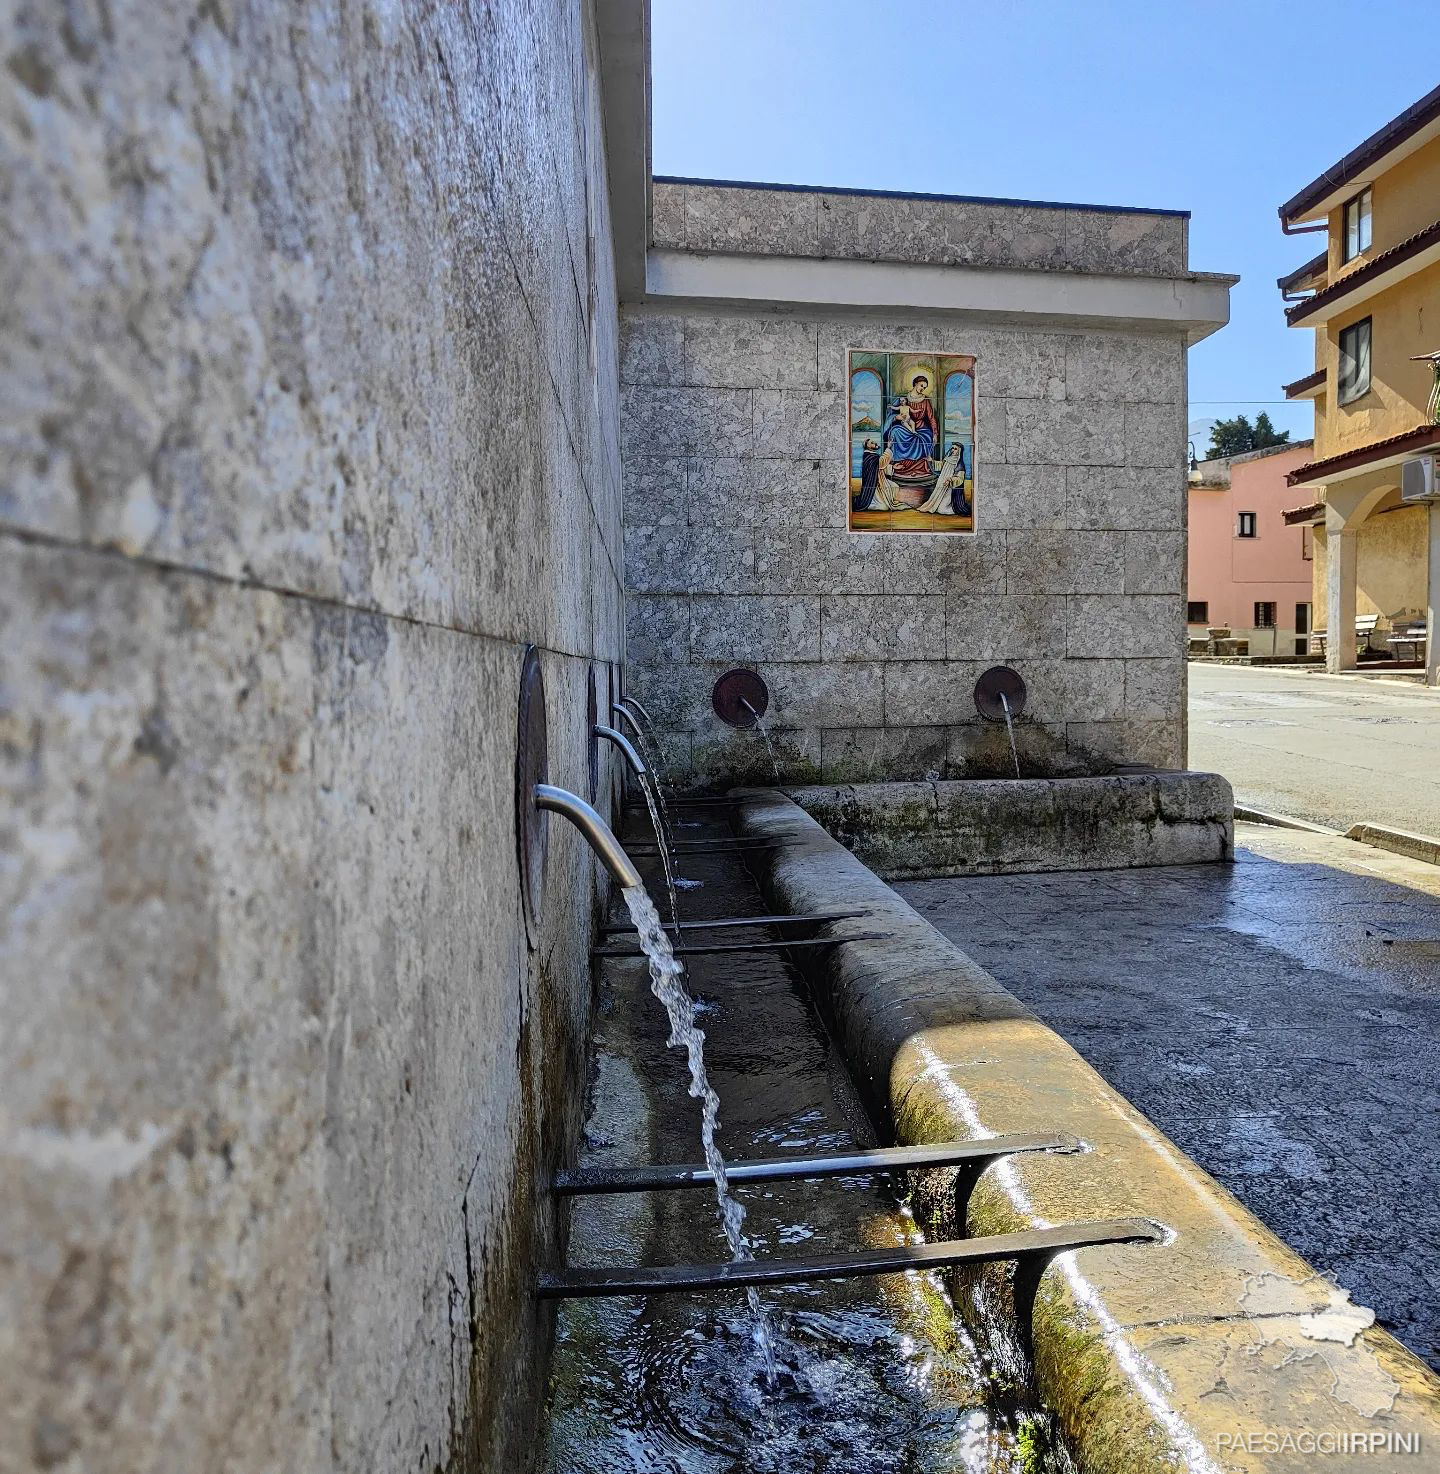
<box><xmin>848</xmin><ymin>349</ymin><xmax>976</xmax><ymax>533</ymax></box>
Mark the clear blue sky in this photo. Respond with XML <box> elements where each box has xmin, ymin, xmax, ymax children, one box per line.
<box><xmin>652</xmin><ymin>1</ymin><xmax>1436</xmax><ymax>454</ymax></box>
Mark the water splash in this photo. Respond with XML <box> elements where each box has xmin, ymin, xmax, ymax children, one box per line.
<box><xmin>621</xmin><ymin>884</ymin><xmax>778</xmax><ymax>1382</ymax></box>
<box><xmin>741</xmin><ymin>698</ymin><xmax>783</xmax><ymax>786</ymax></box>
<box><xmin>999</xmin><ymin>693</ymin><xmax>1022</xmax><ymax>780</ymax></box>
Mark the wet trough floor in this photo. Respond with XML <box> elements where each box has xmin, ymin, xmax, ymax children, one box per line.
<box><xmin>544</xmin><ymin>806</ymin><xmax>1059</xmax><ymax>1474</ymax></box>
<box><xmin>897</xmin><ymin>821</ymin><xmax>1440</xmax><ymax>1372</ymax></box>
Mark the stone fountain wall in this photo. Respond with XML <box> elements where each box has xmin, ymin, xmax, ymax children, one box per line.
<box><xmin>621</xmin><ymin>183</ymin><xmax>1195</xmax><ymax>788</ymax></box>
<box><xmin>1</xmin><ymin>4</ymin><xmax>623</xmax><ymax>1471</ymax></box>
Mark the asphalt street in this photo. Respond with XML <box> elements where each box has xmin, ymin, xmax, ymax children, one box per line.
<box><xmin>1188</xmin><ymin>663</ymin><xmax>1440</xmax><ymax>835</ymax></box>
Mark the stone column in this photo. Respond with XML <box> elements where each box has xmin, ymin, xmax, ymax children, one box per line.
<box><xmin>1428</xmin><ymin>502</ymin><xmax>1440</xmax><ymax>687</ymax></box>
<box><xmin>1325</xmin><ymin>506</ymin><xmax>1358</xmax><ymax>674</ymax></box>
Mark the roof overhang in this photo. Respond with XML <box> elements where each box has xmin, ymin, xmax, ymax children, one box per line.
<box><xmin>1279</xmin><ymin>84</ymin><xmax>1440</xmax><ymax>226</ymax></box>
<box><xmin>642</xmin><ymin>249</ymin><xmax>1236</xmax><ymax>343</ymax></box>
<box><xmin>1286</xmin><ymin>224</ymin><xmax>1440</xmax><ymax>328</ymax></box>
<box><xmin>1283</xmin><ymin>368</ymin><xmax>1327</xmax><ymax>401</ymax></box>
<box><xmin>1286</xmin><ymin>423</ymin><xmax>1440</xmax><ymax>489</ymax></box>
<box><xmin>1283</xmin><ymin>501</ymin><xmax>1324</xmax><ymax>525</ymax></box>
<box><xmin>1277</xmin><ymin>250</ymin><xmax>1328</xmax><ymax>299</ymax></box>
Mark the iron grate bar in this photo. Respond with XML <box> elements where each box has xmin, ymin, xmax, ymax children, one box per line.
<box><xmin>624</xmin><ymin>839</ymin><xmax>792</xmax><ymax>854</ymax></box>
<box><xmin>592</xmin><ymin>932</ymin><xmax>891</xmax><ymax>958</ymax></box>
<box><xmin>599</xmin><ymin>910</ymin><xmax>867</xmax><ymax>936</ymax></box>
<box><xmin>624</xmin><ymin>796</ymin><xmax>737</xmax><ymax>808</ymax></box>
<box><xmin>537</xmin><ymin>1219</ymin><xmax>1161</xmax><ymax>1299</ymax></box>
<box><xmin>554</xmin><ymin>1132</ymin><xmax>1080</xmax><ymax>1195</ymax></box>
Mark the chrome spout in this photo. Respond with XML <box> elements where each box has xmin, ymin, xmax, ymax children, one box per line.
<box><xmin>611</xmin><ymin>703</ymin><xmax>645</xmax><ymax>741</ymax></box>
<box><xmin>619</xmin><ymin>695</ymin><xmax>655</xmax><ymax>725</ymax></box>
<box><xmin>595</xmin><ymin>724</ymin><xmax>647</xmax><ymax>780</ymax></box>
<box><xmin>535</xmin><ymin>783</ymin><xmax>643</xmax><ymax>889</ymax></box>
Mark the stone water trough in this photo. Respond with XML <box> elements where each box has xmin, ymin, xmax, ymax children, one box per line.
<box><xmin>712</xmin><ymin>663</ymin><xmax>1235</xmax><ymax>881</ymax></box>
<box><xmin>787</xmin><ymin>770</ymin><xmax>1234</xmax><ymax>881</ymax></box>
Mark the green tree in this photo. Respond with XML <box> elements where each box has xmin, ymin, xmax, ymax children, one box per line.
<box><xmin>1207</xmin><ymin>412</ymin><xmax>1290</xmax><ymax>458</ymax></box>
<box><xmin>1252</xmin><ymin>412</ymin><xmax>1289</xmax><ymax>449</ymax></box>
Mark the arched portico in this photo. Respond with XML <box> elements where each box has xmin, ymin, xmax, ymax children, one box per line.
<box><xmin>1322</xmin><ymin>478</ymin><xmax>1398</xmax><ymax>673</ymax></box>
<box><xmin>1319</xmin><ymin>472</ymin><xmax>1439</xmax><ymax>682</ymax></box>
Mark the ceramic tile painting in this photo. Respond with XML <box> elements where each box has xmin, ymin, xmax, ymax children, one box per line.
<box><xmin>848</xmin><ymin>349</ymin><xmax>976</xmax><ymax>533</ymax></box>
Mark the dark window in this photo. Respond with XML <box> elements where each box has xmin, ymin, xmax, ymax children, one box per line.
<box><xmin>1187</xmin><ymin>601</ymin><xmax>1209</xmax><ymax>623</ymax></box>
<box><xmin>1254</xmin><ymin>602</ymin><xmax>1277</xmax><ymax>628</ymax></box>
<box><xmin>1237</xmin><ymin>512</ymin><xmax>1257</xmax><ymax>538</ymax></box>
<box><xmin>1302</xmin><ymin>525</ymin><xmax>1313</xmax><ymax>560</ymax></box>
<box><xmin>1338</xmin><ymin>317</ymin><xmax>1372</xmax><ymax>404</ymax></box>
<box><xmin>1343</xmin><ymin>188</ymin><xmax>1372</xmax><ymax>262</ymax></box>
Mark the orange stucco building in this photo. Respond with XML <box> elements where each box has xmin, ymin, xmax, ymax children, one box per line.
<box><xmin>1277</xmin><ymin>83</ymin><xmax>1440</xmax><ymax>679</ymax></box>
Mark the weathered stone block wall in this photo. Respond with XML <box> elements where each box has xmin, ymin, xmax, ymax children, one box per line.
<box><xmin>1</xmin><ymin>4</ymin><xmax>621</xmax><ymax>1471</ymax></box>
<box><xmin>621</xmin><ymin>299</ymin><xmax>1189</xmax><ymax>786</ymax></box>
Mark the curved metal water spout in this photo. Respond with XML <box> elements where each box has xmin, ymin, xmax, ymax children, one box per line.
<box><xmin>535</xmin><ymin>783</ymin><xmax>642</xmax><ymax>889</ymax></box>
<box><xmin>595</xmin><ymin>724</ymin><xmax>646</xmax><ymax>781</ymax></box>
<box><xmin>611</xmin><ymin>703</ymin><xmax>646</xmax><ymax>743</ymax></box>
<box><xmin>619</xmin><ymin>695</ymin><xmax>655</xmax><ymax>725</ymax></box>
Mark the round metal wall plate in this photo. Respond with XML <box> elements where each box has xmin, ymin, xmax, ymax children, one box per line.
<box><xmin>974</xmin><ymin>665</ymin><xmax>1027</xmax><ymax>723</ymax></box>
<box><xmin>515</xmin><ymin>645</ymin><xmax>549</xmax><ymax>949</ymax></box>
<box><xmin>712</xmin><ymin>668</ymin><xmax>770</xmax><ymax>728</ymax></box>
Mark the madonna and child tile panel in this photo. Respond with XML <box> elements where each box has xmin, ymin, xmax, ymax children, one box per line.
<box><xmin>848</xmin><ymin>349</ymin><xmax>976</xmax><ymax>534</ymax></box>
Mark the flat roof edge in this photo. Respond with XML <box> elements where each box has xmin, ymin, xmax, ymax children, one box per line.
<box><xmin>655</xmin><ymin>174</ymin><xmax>1191</xmax><ymax>220</ymax></box>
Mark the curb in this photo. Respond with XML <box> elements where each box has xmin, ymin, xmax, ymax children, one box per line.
<box><xmin>1345</xmin><ymin>822</ymin><xmax>1440</xmax><ymax>867</ymax></box>
<box><xmin>1233</xmin><ymin>804</ymin><xmax>1339</xmax><ymax>834</ymax></box>
<box><xmin>1236</xmin><ymin>807</ymin><xmax>1440</xmax><ymax>868</ymax></box>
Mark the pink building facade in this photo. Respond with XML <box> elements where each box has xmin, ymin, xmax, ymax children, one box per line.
<box><xmin>1187</xmin><ymin>441</ymin><xmax>1316</xmax><ymax>655</ymax></box>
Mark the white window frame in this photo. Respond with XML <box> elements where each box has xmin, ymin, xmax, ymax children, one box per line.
<box><xmin>1337</xmin><ymin>317</ymin><xmax>1372</xmax><ymax>405</ymax></box>
<box><xmin>1343</xmin><ymin>188</ymin><xmax>1372</xmax><ymax>262</ymax></box>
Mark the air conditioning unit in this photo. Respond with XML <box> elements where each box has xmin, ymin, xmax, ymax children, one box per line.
<box><xmin>1400</xmin><ymin>454</ymin><xmax>1440</xmax><ymax>502</ymax></box>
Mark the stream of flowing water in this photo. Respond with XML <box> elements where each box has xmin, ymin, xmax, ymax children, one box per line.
<box><xmin>999</xmin><ymin>693</ymin><xmax>1022</xmax><ymax>780</ymax></box>
<box><xmin>620</xmin><ymin>883</ymin><xmax>779</xmax><ymax>1381</ymax></box>
<box><xmin>741</xmin><ymin>699</ymin><xmax>784</xmax><ymax>785</ymax></box>
<box><xmin>634</xmin><ymin>771</ymin><xmax>682</xmax><ymax>936</ymax></box>
<box><xmin>620</xmin><ymin>705</ymin><xmax>675</xmax><ymax>840</ymax></box>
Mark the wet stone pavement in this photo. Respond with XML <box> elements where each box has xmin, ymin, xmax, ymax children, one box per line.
<box><xmin>896</xmin><ymin>822</ymin><xmax>1440</xmax><ymax>1373</ymax></box>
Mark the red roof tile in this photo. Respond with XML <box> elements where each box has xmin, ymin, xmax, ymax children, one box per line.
<box><xmin>1282</xmin><ymin>368</ymin><xmax>1326</xmax><ymax>398</ymax></box>
<box><xmin>1286</xmin><ymin>423</ymin><xmax>1440</xmax><ymax>485</ymax></box>
<box><xmin>1286</xmin><ymin>220</ymin><xmax>1440</xmax><ymax>326</ymax></box>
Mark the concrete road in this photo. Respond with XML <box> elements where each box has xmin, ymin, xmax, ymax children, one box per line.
<box><xmin>1188</xmin><ymin>663</ymin><xmax>1440</xmax><ymax>835</ymax></box>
